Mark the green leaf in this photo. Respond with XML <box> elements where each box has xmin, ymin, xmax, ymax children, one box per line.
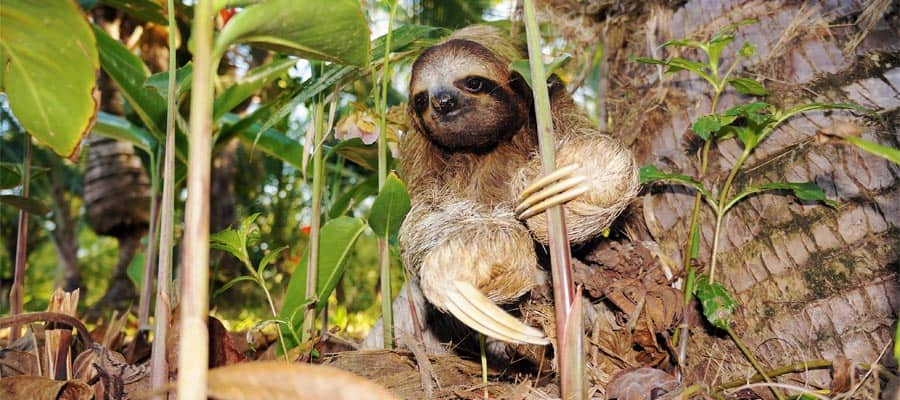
<box><xmin>1</xmin><ymin>1</ymin><xmax>99</xmax><ymax>157</ymax></box>
<box><xmin>279</xmin><ymin>217</ymin><xmax>366</xmax><ymax>348</ymax></box>
<box><xmin>145</xmin><ymin>63</ymin><xmax>193</xmax><ymax>100</ymax></box>
<box><xmin>723</xmin><ymin>101</ymin><xmax>770</xmax><ymax>117</ymax></box>
<box><xmin>213</xmin><ymin>0</ymin><xmax>370</xmax><ymax>66</ymax></box>
<box><xmin>97</xmin><ymin>0</ymin><xmax>167</xmax><ymax>25</ymax></box>
<box><xmin>843</xmin><ymin>135</ymin><xmax>900</xmax><ymax>165</ymax></box>
<box><xmin>210</xmin><ymin>214</ymin><xmax>261</xmax><ymax>269</ymax></box>
<box><xmin>368</xmin><ymin>173</ymin><xmax>411</xmax><ymax>239</ymax></box>
<box><xmin>665</xmin><ymin>57</ymin><xmax>709</xmax><ymax>77</ymax></box>
<box><xmin>93</xmin><ymin>111</ymin><xmax>157</xmax><ymax>154</ymax></box>
<box><xmin>218</xmin><ymin>110</ymin><xmax>304</xmax><ymax>170</ymax></box>
<box><xmin>213</xmin><ymin>58</ymin><xmax>296</xmax><ymax>120</ymax></box>
<box><xmin>639</xmin><ymin>165</ymin><xmax>712</xmax><ymax>199</ymax></box>
<box><xmin>660</xmin><ymin>39</ymin><xmax>705</xmax><ymax>49</ymax></box>
<box><xmin>706</xmin><ymin>34</ymin><xmax>735</xmax><ymax>65</ymax></box>
<box><xmin>0</xmin><ymin>164</ymin><xmax>21</xmax><ymax>189</ymax></box>
<box><xmin>258</xmin><ymin>245</ymin><xmax>288</xmax><ymax>278</ymax></box>
<box><xmin>509</xmin><ymin>53</ymin><xmax>572</xmax><ymax>88</ymax></box>
<box><xmin>0</xmin><ymin>194</ymin><xmax>50</xmax><ymax>216</ymax></box>
<box><xmin>691</xmin><ymin>115</ymin><xmax>722</xmax><ymax>140</ymax></box>
<box><xmin>93</xmin><ymin>25</ymin><xmax>167</xmax><ymax>138</ymax></box>
<box><xmin>212</xmin><ymin>276</ymin><xmax>257</xmax><ymax>298</ymax></box>
<box><xmin>695</xmin><ymin>280</ymin><xmax>736</xmax><ymax>330</ymax></box>
<box><xmin>727</xmin><ymin>181</ymin><xmax>838</xmax><ymax>212</ymax></box>
<box><xmin>126</xmin><ymin>251</ymin><xmax>146</xmax><ymax>289</ymax></box>
<box><xmin>778</xmin><ymin>103</ymin><xmax>869</xmax><ymax>123</ymax></box>
<box><xmin>727</xmin><ymin>77</ymin><xmax>769</xmax><ymax>96</ymax></box>
<box><xmin>328</xmin><ymin>176</ymin><xmax>378</xmax><ymax>219</ymax></box>
<box><xmin>738</xmin><ymin>42</ymin><xmax>756</xmax><ymax>57</ymax></box>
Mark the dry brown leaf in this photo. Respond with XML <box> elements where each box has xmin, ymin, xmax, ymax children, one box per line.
<box><xmin>607</xmin><ymin>367</ymin><xmax>680</xmax><ymax>400</ymax></box>
<box><xmin>0</xmin><ymin>349</ymin><xmax>40</xmax><ymax>377</ymax></box>
<box><xmin>206</xmin><ymin>361</ymin><xmax>398</xmax><ymax>400</ymax></box>
<box><xmin>0</xmin><ymin>375</ymin><xmax>92</xmax><ymax>400</ymax></box>
<box><xmin>831</xmin><ymin>355</ymin><xmax>853</xmax><ymax>394</ymax></box>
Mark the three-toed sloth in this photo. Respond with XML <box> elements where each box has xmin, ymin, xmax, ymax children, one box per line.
<box><xmin>398</xmin><ymin>25</ymin><xmax>639</xmax><ymax>345</ymax></box>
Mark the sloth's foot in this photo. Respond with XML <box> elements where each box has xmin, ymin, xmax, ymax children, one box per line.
<box><xmin>516</xmin><ymin>163</ymin><xmax>588</xmax><ymax>219</ymax></box>
<box><xmin>443</xmin><ymin>280</ymin><xmax>549</xmax><ymax>345</ymax></box>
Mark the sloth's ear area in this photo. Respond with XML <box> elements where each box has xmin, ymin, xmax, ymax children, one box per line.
<box><xmin>444</xmin><ymin>280</ymin><xmax>549</xmax><ymax>345</ymax></box>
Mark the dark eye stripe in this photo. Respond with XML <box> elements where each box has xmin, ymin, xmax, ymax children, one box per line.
<box><xmin>458</xmin><ymin>76</ymin><xmax>496</xmax><ymax>94</ymax></box>
<box><xmin>413</xmin><ymin>92</ymin><xmax>429</xmax><ymax>113</ymax></box>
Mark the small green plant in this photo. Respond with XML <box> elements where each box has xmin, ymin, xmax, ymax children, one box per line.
<box><xmin>211</xmin><ymin>213</ymin><xmax>290</xmax><ymax>358</ymax></box>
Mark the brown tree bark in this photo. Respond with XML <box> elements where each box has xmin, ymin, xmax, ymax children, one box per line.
<box><xmin>599</xmin><ymin>0</ymin><xmax>898</xmax><ymax>388</ymax></box>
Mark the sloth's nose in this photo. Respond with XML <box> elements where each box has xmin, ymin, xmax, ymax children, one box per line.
<box><xmin>431</xmin><ymin>90</ymin><xmax>458</xmax><ymax>114</ymax></box>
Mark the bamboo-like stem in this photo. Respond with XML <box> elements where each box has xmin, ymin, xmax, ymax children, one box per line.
<box><xmin>138</xmin><ymin>176</ymin><xmax>160</xmax><ymax>331</ymax></box>
<box><xmin>177</xmin><ymin>0</ymin><xmax>214</xmax><ymax>398</ymax></box>
<box><xmin>9</xmin><ymin>136</ymin><xmax>32</xmax><ymax>341</ymax></box>
<box><xmin>727</xmin><ymin>327</ymin><xmax>787</xmax><ymax>400</ymax></box>
<box><xmin>150</xmin><ymin>2</ymin><xmax>178</xmax><ymax>397</ymax></box>
<box><xmin>523</xmin><ymin>1</ymin><xmax>580</xmax><ymax>398</ymax></box>
<box><xmin>302</xmin><ymin>100</ymin><xmax>326</xmax><ymax>344</ymax></box>
<box><xmin>376</xmin><ymin>1</ymin><xmax>399</xmax><ymax>349</ymax></box>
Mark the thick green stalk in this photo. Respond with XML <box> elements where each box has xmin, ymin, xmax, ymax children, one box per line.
<box><xmin>177</xmin><ymin>0</ymin><xmax>214</xmax><ymax>398</ymax></box>
<box><xmin>376</xmin><ymin>0</ymin><xmax>399</xmax><ymax>349</ymax></box>
<box><xmin>302</xmin><ymin>101</ymin><xmax>326</xmax><ymax>344</ymax></box>
<box><xmin>150</xmin><ymin>3</ymin><xmax>178</xmax><ymax>396</ymax></box>
<box><xmin>523</xmin><ymin>1</ymin><xmax>580</xmax><ymax>398</ymax></box>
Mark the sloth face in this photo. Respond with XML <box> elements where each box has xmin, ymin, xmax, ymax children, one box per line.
<box><xmin>409</xmin><ymin>39</ymin><xmax>528</xmax><ymax>152</ymax></box>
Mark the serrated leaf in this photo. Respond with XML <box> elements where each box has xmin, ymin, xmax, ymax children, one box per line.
<box><xmin>0</xmin><ymin>195</ymin><xmax>50</xmax><ymax>216</ymax></box>
<box><xmin>279</xmin><ymin>217</ymin><xmax>366</xmax><ymax>349</ymax></box>
<box><xmin>145</xmin><ymin>63</ymin><xmax>193</xmax><ymax>100</ymax></box>
<box><xmin>695</xmin><ymin>280</ymin><xmax>736</xmax><ymax>330</ymax></box>
<box><xmin>0</xmin><ymin>164</ymin><xmax>21</xmax><ymax>189</ymax></box>
<box><xmin>1</xmin><ymin>1</ymin><xmax>99</xmax><ymax>157</ymax></box>
<box><xmin>368</xmin><ymin>173</ymin><xmax>411</xmax><ymax>239</ymax></box>
<box><xmin>213</xmin><ymin>0</ymin><xmax>370</xmax><ymax>66</ymax></box>
<box><xmin>639</xmin><ymin>165</ymin><xmax>711</xmax><ymax>199</ymax></box>
<box><xmin>210</xmin><ymin>229</ymin><xmax>250</xmax><ymax>267</ymax></box>
<box><xmin>727</xmin><ymin>181</ymin><xmax>838</xmax><ymax>212</ymax></box>
<box><xmin>728</xmin><ymin>77</ymin><xmax>769</xmax><ymax>96</ymax></box>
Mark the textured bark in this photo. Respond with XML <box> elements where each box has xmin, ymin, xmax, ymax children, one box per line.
<box><xmin>602</xmin><ymin>0</ymin><xmax>898</xmax><ymax>387</ymax></box>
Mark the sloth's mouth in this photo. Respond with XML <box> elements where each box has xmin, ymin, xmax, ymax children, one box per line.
<box><xmin>435</xmin><ymin>106</ymin><xmax>470</xmax><ymax>120</ymax></box>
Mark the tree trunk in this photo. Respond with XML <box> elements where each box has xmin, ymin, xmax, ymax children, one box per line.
<box><xmin>603</xmin><ymin>0</ymin><xmax>898</xmax><ymax>387</ymax></box>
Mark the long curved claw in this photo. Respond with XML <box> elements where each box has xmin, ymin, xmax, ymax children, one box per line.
<box><xmin>444</xmin><ymin>280</ymin><xmax>549</xmax><ymax>345</ymax></box>
<box><xmin>515</xmin><ymin>176</ymin><xmax>587</xmax><ymax>215</ymax></box>
<box><xmin>518</xmin><ymin>186</ymin><xmax>589</xmax><ymax>219</ymax></box>
<box><xmin>518</xmin><ymin>163</ymin><xmax>581</xmax><ymax>200</ymax></box>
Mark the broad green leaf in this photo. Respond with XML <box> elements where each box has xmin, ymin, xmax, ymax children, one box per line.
<box><xmin>0</xmin><ymin>164</ymin><xmax>21</xmax><ymax>189</ymax></box>
<box><xmin>1</xmin><ymin>1</ymin><xmax>99</xmax><ymax>157</ymax></box>
<box><xmin>213</xmin><ymin>58</ymin><xmax>296</xmax><ymax>120</ymax></box>
<box><xmin>723</xmin><ymin>101</ymin><xmax>770</xmax><ymax>117</ymax></box>
<box><xmin>695</xmin><ymin>280</ymin><xmax>736</xmax><ymax>330</ymax></box>
<box><xmin>509</xmin><ymin>53</ymin><xmax>572</xmax><ymax>88</ymax></box>
<box><xmin>218</xmin><ymin>110</ymin><xmax>304</xmax><ymax>170</ymax></box>
<box><xmin>728</xmin><ymin>77</ymin><xmax>768</xmax><ymax>96</ymax></box>
<box><xmin>639</xmin><ymin>165</ymin><xmax>712</xmax><ymax>200</ymax></box>
<box><xmin>0</xmin><ymin>194</ymin><xmax>50</xmax><ymax>216</ymax></box>
<box><xmin>93</xmin><ymin>111</ymin><xmax>157</xmax><ymax>154</ymax></box>
<box><xmin>93</xmin><ymin>25</ymin><xmax>167</xmax><ymax>138</ymax></box>
<box><xmin>145</xmin><ymin>63</ymin><xmax>193</xmax><ymax>100</ymax></box>
<box><xmin>844</xmin><ymin>135</ymin><xmax>900</xmax><ymax>165</ymax></box>
<box><xmin>665</xmin><ymin>58</ymin><xmax>711</xmax><ymax>80</ymax></box>
<box><xmin>726</xmin><ymin>181</ymin><xmax>838</xmax><ymax>212</ymax></box>
<box><xmin>212</xmin><ymin>276</ymin><xmax>257</xmax><ymax>298</ymax></box>
<box><xmin>691</xmin><ymin>115</ymin><xmax>722</xmax><ymax>140</ymax></box>
<box><xmin>213</xmin><ymin>0</ymin><xmax>370</xmax><ymax>66</ymax></box>
<box><xmin>706</xmin><ymin>34</ymin><xmax>735</xmax><ymax>65</ymax></box>
<box><xmin>279</xmin><ymin>217</ymin><xmax>366</xmax><ymax>348</ymax></box>
<box><xmin>98</xmin><ymin>0</ymin><xmax>167</xmax><ymax>25</ymax></box>
<box><xmin>368</xmin><ymin>173</ymin><xmax>411</xmax><ymax>239</ymax></box>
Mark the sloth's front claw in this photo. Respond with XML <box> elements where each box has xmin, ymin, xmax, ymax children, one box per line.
<box><xmin>516</xmin><ymin>163</ymin><xmax>588</xmax><ymax>219</ymax></box>
<box><xmin>444</xmin><ymin>280</ymin><xmax>549</xmax><ymax>345</ymax></box>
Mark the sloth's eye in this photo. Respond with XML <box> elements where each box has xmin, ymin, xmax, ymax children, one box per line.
<box><xmin>413</xmin><ymin>92</ymin><xmax>429</xmax><ymax>113</ymax></box>
<box><xmin>463</xmin><ymin>77</ymin><xmax>486</xmax><ymax>93</ymax></box>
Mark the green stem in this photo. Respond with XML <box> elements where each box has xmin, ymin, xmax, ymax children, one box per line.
<box><xmin>726</xmin><ymin>327</ymin><xmax>786</xmax><ymax>400</ymax></box>
<box><xmin>178</xmin><ymin>0</ymin><xmax>214</xmax><ymax>398</ymax></box>
<box><xmin>376</xmin><ymin>0</ymin><xmax>399</xmax><ymax>349</ymax></box>
<box><xmin>258</xmin><ymin>275</ymin><xmax>289</xmax><ymax>359</ymax></box>
<box><xmin>708</xmin><ymin>150</ymin><xmax>749</xmax><ymax>284</ymax></box>
<box><xmin>302</xmin><ymin>100</ymin><xmax>326</xmax><ymax>344</ymax></box>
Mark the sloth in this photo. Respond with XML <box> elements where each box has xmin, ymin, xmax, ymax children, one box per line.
<box><xmin>398</xmin><ymin>25</ymin><xmax>639</xmax><ymax>346</ymax></box>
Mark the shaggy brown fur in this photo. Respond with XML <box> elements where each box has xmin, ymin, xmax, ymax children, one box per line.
<box><xmin>399</xmin><ymin>25</ymin><xmax>639</xmax><ymax>320</ymax></box>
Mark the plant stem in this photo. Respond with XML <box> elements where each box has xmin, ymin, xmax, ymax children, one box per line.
<box><xmin>708</xmin><ymin>150</ymin><xmax>749</xmax><ymax>284</ymax></box>
<box><xmin>376</xmin><ymin>0</ymin><xmax>399</xmax><ymax>349</ymax></box>
<box><xmin>523</xmin><ymin>1</ymin><xmax>580</xmax><ymax>398</ymax></box>
<box><xmin>151</xmin><ymin>3</ymin><xmax>178</xmax><ymax>396</ymax></box>
<box><xmin>9</xmin><ymin>136</ymin><xmax>31</xmax><ymax>342</ymax></box>
<box><xmin>138</xmin><ymin>162</ymin><xmax>160</xmax><ymax>332</ymax></box>
<box><xmin>726</xmin><ymin>327</ymin><xmax>787</xmax><ymax>400</ymax></box>
<box><xmin>177</xmin><ymin>0</ymin><xmax>214</xmax><ymax>398</ymax></box>
<box><xmin>258</xmin><ymin>276</ymin><xmax>289</xmax><ymax>359</ymax></box>
<box><xmin>479</xmin><ymin>333</ymin><xmax>488</xmax><ymax>400</ymax></box>
<box><xmin>718</xmin><ymin>359</ymin><xmax>832</xmax><ymax>389</ymax></box>
<box><xmin>302</xmin><ymin>100</ymin><xmax>326</xmax><ymax>344</ymax></box>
